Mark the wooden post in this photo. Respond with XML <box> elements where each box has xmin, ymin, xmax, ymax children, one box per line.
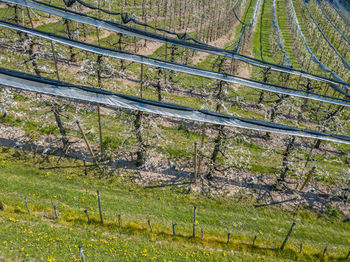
<box><xmin>24</xmin><ymin>197</ymin><xmax>30</xmax><ymax>215</ymax></box>
<box><xmin>201</xmin><ymin>227</ymin><xmax>204</xmax><ymax>240</ymax></box>
<box><xmin>147</xmin><ymin>219</ymin><xmax>153</xmax><ymax>232</ymax></box>
<box><xmin>299</xmin><ymin>241</ymin><xmax>303</xmax><ymax>254</ymax></box>
<box><xmin>97</xmin><ymin>190</ymin><xmax>103</xmax><ymax>224</ymax></box>
<box><xmin>281</xmin><ymin>221</ymin><xmax>296</xmax><ymax>251</ymax></box>
<box><xmin>97</xmin><ymin>105</ymin><xmax>103</xmax><ymax>157</ymax></box>
<box><xmin>51</xmin><ymin>200</ymin><xmax>58</xmax><ymax>219</ymax></box>
<box><xmin>96</xmin><ymin>55</ymin><xmax>104</xmax><ymax>157</ymax></box>
<box><xmin>193</xmin><ymin>205</ymin><xmax>197</xmax><ymax>238</ymax></box>
<box><xmin>50</xmin><ymin>41</ymin><xmax>60</xmax><ymax>81</ymax></box>
<box><xmin>75</xmin><ymin>120</ymin><xmax>98</xmax><ymax>165</ymax></box>
<box><xmin>95</xmin><ymin>0</ymin><xmax>104</xmax><ymax>158</ymax></box>
<box><xmin>193</xmin><ymin>141</ymin><xmax>198</xmax><ymax>183</ymax></box>
<box><xmin>140</xmin><ymin>64</ymin><xmax>144</xmax><ymax>98</ymax></box>
<box><xmin>84</xmin><ymin>209</ymin><xmax>90</xmax><ymax>224</ymax></box>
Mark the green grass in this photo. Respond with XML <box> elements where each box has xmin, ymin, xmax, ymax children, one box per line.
<box><xmin>276</xmin><ymin>0</ymin><xmax>300</xmax><ymax>68</ymax></box>
<box><xmin>0</xmin><ymin>148</ymin><xmax>349</xmax><ymax>261</ymax></box>
<box><xmin>252</xmin><ymin>0</ymin><xmax>274</xmax><ymax>62</ymax></box>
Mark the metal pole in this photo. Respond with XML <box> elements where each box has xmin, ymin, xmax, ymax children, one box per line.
<box><xmin>78</xmin><ymin>244</ymin><xmax>86</xmax><ymax>262</ymax></box>
<box><xmin>140</xmin><ymin>64</ymin><xmax>144</xmax><ymax>98</ymax></box>
<box><xmin>84</xmin><ymin>209</ymin><xmax>90</xmax><ymax>224</ymax></box>
<box><xmin>172</xmin><ymin>222</ymin><xmax>177</xmax><ymax>236</ymax></box>
<box><xmin>97</xmin><ymin>190</ymin><xmax>103</xmax><ymax>224</ymax></box>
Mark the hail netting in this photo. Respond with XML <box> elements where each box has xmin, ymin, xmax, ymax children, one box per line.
<box><xmin>2</xmin><ymin>0</ymin><xmax>348</xmax><ymax>89</ymax></box>
<box><xmin>304</xmin><ymin>2</ymin><xmax>350</xmax><ymax>70</ymax></box>
<box><xmin>233</xmin><ymin>0</ymin><xmax>246</xmax><ymax>25</ymax></box>
<box><xmin>61</xmin><ymin>0</ymin><xmax>238</xmax><ymax>44</ymax></box>
<box><xmin>331</xmin><ymin>0</ymin><xmax>350</xmax><ymax>26</ymax></box>
<box><xmin>233</xmin><ymin>0</ymin><xmax>260</xmax><ymax>52</ymax></box>
<box><xmin>1</xmin><ymin>67</ymin><xmax>350</xmax><ymax>144</ymax></box>
<box><xmin>316</xmin><ymin>0</ymin><xmax>350</xmax><ymax>46</ymax></box>
<box><xmin>2</xmin><ymin>20</ymin><xmax>350</xmax><ymax>106</ymax></box>
<box><xmin>273</xmin><ymin>0</ymin><xmax>292</xmax><ymax>67</ymax></box>
<box><xmin>289</xmin><ymin>0</ymin><xmax>349</xmax><ymax>88</ymax></box>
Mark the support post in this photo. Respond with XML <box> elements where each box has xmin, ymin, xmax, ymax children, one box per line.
<box><xmin>78</xmin><ymin>244</ymin><xmax>86</xmax><ymax>262</ymax></box>
<box><xmin>172</xmin><ymin>221</ymin><xmax>177</xmax><ymax>236</ymax></box>
<box><xmin>24</xmin><ymin>197</ymin><xmax>30</xmax><ymax>215</ymax></box>
<box><xmin>118</xmin><ymin>213</ymin><xmax>122</xmax><ymax>227</ymax></box>
<box><xmin>323</xmin><ymin>246</ymin><xmax>328</xmax><ymax>257</ymax></box>
<box><xmin>193</xmin><ymin>205</ymin><xmax>197</xmax><ymax>238</ymax></box>
<box><xmin>227</xmin><ymin>232</ymin><xmax>231</xmax><ymax>244</ymax></box>
<box><xmin>51</xmin><ymin>200</ymin><xmax>58</xmax><ymax>219</ymax></box>
<box><xmin>97</xmin><ymin>190</ymin><xmax>103</xmax><ymax>224</ymax></box>
<box><xmin>253</xmin><ymin>234</ymin><xmax>258</xmax><ymax>246</ymax></box>
<box><xmin>84</xmin><ymin>209</ymin><xmax>90</xmax><ymax>224</ymax></box>
<box><xmin>147</xmin><ymin>219</ymin><xmax>153</xmax><ymax>232</ymax></box>
<box><xmin>281</xmin><ymin>221</ymin><xmax>296</xmax><ymax>251</ymax></box>
<box><xmin>193</xmin><ymin>141</ymin><xmax>198</xmax><ymax>183</ymax></box>
<box><xmin>140</xmin><ymin>64</ymin><xmax>144</xmax><ymax>98</ymax></box>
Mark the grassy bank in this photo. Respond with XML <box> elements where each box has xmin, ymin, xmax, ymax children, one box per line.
<box><xmin>0</xmin><ymin>148</ymin><xmax>349</xmax><ymax>261</ymax></box>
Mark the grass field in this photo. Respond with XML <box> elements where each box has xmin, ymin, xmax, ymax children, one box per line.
<box><xmin>0</xmin><ymin>148</ymin><xmax>349</xmax><ymax>261</ymax></box>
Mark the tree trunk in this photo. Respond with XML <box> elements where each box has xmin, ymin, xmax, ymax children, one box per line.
<box><xmin>53</xmin><ymin>106</ymin><xmax>69</xmax><ymax>152</ymax></box>
<box><xmin>64</xmin><ymin>19</ymin><xmax>76</xmax><ymax>62</ymax></box>
<box><xmin>279</xmin><ymin>136</ymin><xmax>296</xmax><ymax>182</ymax></box>
<box><xmin>134</xmin><ymin>111</ymin><xmax>146</xmax><ymax>168</ymax></box>
<box><xmin>207</xmin><ymin>125</ymin><xmax>225</xmax><ymax>180</ymax></box>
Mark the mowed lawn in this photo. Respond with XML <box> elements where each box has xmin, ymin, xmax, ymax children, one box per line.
<box><xmin>0</xmin><ymin>148</ymin><xmax>349</xmax><ymax>261</ymax></box>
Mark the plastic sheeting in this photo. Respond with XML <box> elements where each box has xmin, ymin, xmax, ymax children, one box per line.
<box><xmin>273</xmin><ymin>0</ymin><xmax>292</xmax><ymax>67</ymax></box>
<box><xmin>317</xmin><ymin>0</ymin><xmax>350</xmax><ymax>46</ymax></box>
<box><xmin>2</xmin><ymin>20</ymin><xmax>350</xmax><ymax>106</ymax></box>
<box><xmin>1</xmin><ymin>67</ymin><xmax>350</xmax><ymax>144</ymax></box>
<box><xmin>289</xmin><ymin>0</ymin><xmax>348</xmax><ymax>87</ymax></box>
<box><xmin>304</xmin><ymin>2</ymin><xmax>350</xmax><ymax>70</ymax></box>
<box><xmin>1</xmin><ymin>0</ymin><xmax>348</xmax><ymax>89</ymax></box>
